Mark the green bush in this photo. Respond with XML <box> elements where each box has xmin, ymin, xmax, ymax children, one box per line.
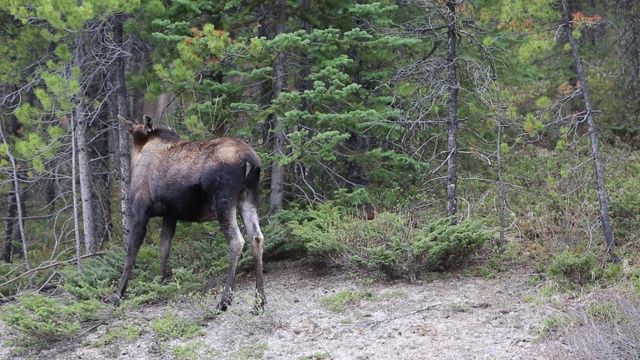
<box><xmin>61</xmin><ymin>246</ymin><xmax>202</xmax><ymax>305</ymax></box>
<box><xmin>607</xmin><ymin>155</ymin><xmax>640</xmax><ymax>245</ymax></box>
<box><xmin>60</xmin><ymin>249</ymin><xmax>125</xmax><ymax>300</ymax></box>
<box><xmin>413</xmin><ymin>217</ymin><xmax>493</xmax><ymax>270</ymax></box>
<box><xmin>0</xmin><ymin>293</ymin><xmax>109</xmax><ymax>346</ymax></box>
<box><xmin>547</xmin><ymin>251</ymin><xmax>599</xmax><ymax>285</ymax></box>
<box><xmin>288</xmin><ymin>203</ymin><xmax>345</xmax><ymax>258</ymax></box>
<box><xmin>275</xmin><ymin>203</ymin><xmax>493</xmax><ymax>279</ymax></box>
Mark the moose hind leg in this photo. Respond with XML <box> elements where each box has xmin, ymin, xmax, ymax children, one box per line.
<box><xmin>217</xmin><ymin>206</ymin><xmax>245</xmax><ymax>311</ymax></box>
<box><xmin>240</xmin><ymin>199</ymin><xmax>266</xmax><ymax>310</ymax></box>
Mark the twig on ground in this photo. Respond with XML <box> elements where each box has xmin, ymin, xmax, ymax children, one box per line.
<box><xmin>366</xmin><ymin>302</ymin><xmax>441</xmax><ymax>328</ymax></box>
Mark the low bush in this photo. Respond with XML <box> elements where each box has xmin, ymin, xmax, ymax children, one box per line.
<box><xmin>547</xmin><ymin>250</ymin><xmax>600</xmax><ymax>285</ymax></box>
<box><xmin>0</xmin><ymin>293</ymin><xmax>109</xmax><ymax>348</ymax></box>
<box><xmin>277</xmin><ymin>203</ymin><xmax>493</xmax><ymax>279</ymax></box>
<box><xmin>61</xmin><ymin>245</ymin><xmax>204</xmax><ymax>306</ymax></box>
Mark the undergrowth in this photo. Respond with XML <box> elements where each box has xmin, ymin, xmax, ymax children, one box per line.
<box><xmin>546</xmin><ymin>290</ymin><xmax>640</xmax><ymax>359</ymax></box>
<box><xmin>0</xmin><ymin>292</ymin><xmax>110</xmax><ymax>351</ymax></box>
<box><xmin>270</xmin><ymin>204</ymin><xmax>494</xmax><ymax>280</ymax></box>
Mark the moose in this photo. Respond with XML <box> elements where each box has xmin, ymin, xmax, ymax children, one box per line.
<box><xmin>113</xmin><ymin>115</ymin><xmax>265</xmax><ymax>312</ymax></box>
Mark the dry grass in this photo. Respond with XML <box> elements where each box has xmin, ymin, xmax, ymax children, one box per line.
<box><xmin>546</xmin><ymin>289</ymin><xmax>640</xmax><ymax>359</ymax></box>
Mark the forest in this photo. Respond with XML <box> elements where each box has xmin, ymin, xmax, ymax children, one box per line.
<box><xmin>1</xmin><ymin>0</ymin><xmax>640</xmax><ymax>358</ymax></box>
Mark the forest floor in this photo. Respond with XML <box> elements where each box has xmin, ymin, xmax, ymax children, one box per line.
<box><xmin>0</xmin><ymin>260</ymin><xmax>590</xmax><ymax>359</ymax></box>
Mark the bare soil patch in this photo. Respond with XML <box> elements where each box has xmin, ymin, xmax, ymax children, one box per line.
<box><xmin>1</xmin><ymin>261</ymin><xmax>561</xmax><ymax>359</ymax></box>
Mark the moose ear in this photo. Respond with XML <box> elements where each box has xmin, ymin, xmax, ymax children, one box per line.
<box><xmin>143</xmin><ymin>115</ymin><xmax>154</xmax><ymax>133</ymax></box>
<box><xmin>118</xmin><ymin>115</ymin><xmax>135</xmax><ymax>134</ymax></box>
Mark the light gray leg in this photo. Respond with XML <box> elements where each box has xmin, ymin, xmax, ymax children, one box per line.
<box><xmin>217</xmin><ymin>208</ymin><xmax>245</xmax><ymax>311</ymax></box>
<box><xmin>240</xmin><ymin>200</ymin><xmax>266</xmax><ymax>310</ymax></box>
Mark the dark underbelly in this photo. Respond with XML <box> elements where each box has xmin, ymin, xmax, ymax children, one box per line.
<box><xmin>151</xmin><ymin>189</ymin><xmax>217</xmax><ymax>222</ymax></box>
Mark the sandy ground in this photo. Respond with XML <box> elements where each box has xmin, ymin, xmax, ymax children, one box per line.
<box><xmin>0</xmin><ymin>261</ymin><xmax>563</xmax><ymax>360</ymax></box>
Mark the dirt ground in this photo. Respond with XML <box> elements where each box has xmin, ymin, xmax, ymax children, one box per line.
<box><xmin>0</xmin><ymin>260</ymin><xmax>567</xmax><ymax>360</ymax></box>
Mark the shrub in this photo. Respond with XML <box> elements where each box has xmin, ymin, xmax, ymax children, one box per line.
<box><xmin>151</xmin><ymin>313</ymin><xmax>205</xmax><ymax>343</ymax></box>
<box><xmin>547</xmin><ymin>250</ymin><xmax>599</xmax><ymax>285</ymax></box>
<box><xmin>547</xmin><ymin>292</ymin><xmax>640</xmax><ymax>359</ymax></box>
<box><xmin>413</xmin><ymin>217</ymin><xmax>493</xmax><ymax>271</ymax></box>
<box><xmin>61</xmin><ymin>246</ymin><xmax>203</xmax><ymax>306</ymax></box>
<box><xmin>276</xmin><ymin>203</ymin><xmax>493</xmax><ymax>279</ymax></box>
<box><xmin>0</xmin><ymin>293</ymin><xmax>109</xmax><ymax>346</ymax></box>
<box><xmin>60</xmin><ymin>249</ymin><xmax>125</xmax><ymax>301</ymax></box>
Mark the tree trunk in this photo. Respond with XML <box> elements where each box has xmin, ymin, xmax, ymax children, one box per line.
<box><xmin>75</xmin><ymin>104</ymin><xmax>96</xmax><ymax>254</ymax></box>
<box><xmin>92</xmin><ymin>107</ymin><xmax>112</xmax><ymax>248</ymax></box>
<box><xmin>497</xmin><ymin>121</ymin><xmax>506</xmax><ymax>251</ymax></box>
<box><xmin>2</xmin><ymin>113</ymin><xmax>21</xmax><ymax>263</ymax></box>
<box><xmin>70</xmin><ymin>100</ymin><xmax>83</xmax><ymax>272</ymax></box>
<box><xmin>0</xmin><ymin>123</ymin><xmax>31</xmax><ymax>270</ymax></box>
<box><xmin>73</xmin><ymin>31</ymin><xmax>97</xmax><ymax>254</ymax></box>
<box><xmin>445</xmin><ymin>0</ymin><xmax>459</xmax><ymax>223</ymax></box>
<box><xmin>269</xmin><ymin>0</ymin><xmax>288</xmax><ymax>216</ymax></box>
<box><xmin>3</xmin><ymin>189</ymin><xmax>16</xmax><ymax>263</ymax></box>
<box><xmin>561</xmin><ymin>0</ymin><xmax>620</xmax><ymax>263</ymax></box>
<box><xmin>113</xmin><ymin>14</ymin><xmax>132</xmax><ymax>248</ymax></box>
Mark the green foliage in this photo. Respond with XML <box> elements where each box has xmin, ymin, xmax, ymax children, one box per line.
<box><xmin>413</xmin><ymin>217</ymin><xmax>494</xmax><ymax>271</ymax></box>
<box><xmin>548</xmin><ymin>251</ymin><xmax>599</xmax><ymax>285</ymax></box>
<box><xmin>607</xmin><ymin>155</ymin><xmax>640</xmax><ymax>244</ymax></box>
<box><xmin>320</xmin><ymin>289</ymin><xmax>375</xmax><ymax>313</ymax></box>
<box><xmin>149</xmin><ymin>1</ymin><xmax>429</xmax><ymax>208</ymax></box>
<box><xmin>300</xmin><ymin>353</ymin><xmax>333</xmax><ymax>360</ymax></box>
<box><xmin>540</xmin><ymin>315</ymin><xmax>569</xmax><ymax>338</ymax></box>
<box><xmin>588</xmin><ymin>301</ymin><xmax>625</xmax><ymax>324</ymax></box>
<box><xmin>287</xmin><ymin>203</ymin><xmax>345</xmax><ymax>258</ymax></box>
<box><xmin>61</xmin><ymin>250</ymin><xmax>125</xmax><ymax>300</ymax></box>
<box><xmin>172</xmin><ymin>341</ymin><xmax>212</xmax><ymax>360</ymax></box>
<box><xmin>0</xmin><ymin>293</ymin><xmax>108</xmax><ymax>346</ymax></box>
<box><xmin>87</xmin><ymin>324</ymin><xmax>142</xmax><ymax>348</ymax></box>
<box><xmin>151</xmin><ymin>313</ymin><xmax>205</xmax><ymax>343</ymax></box>
<box><xmin>61</xmin><ymin>246</ymin><xmax>202</xmax><ymax>306</ymax></box>
<box><xmin>235</xmin><ymin>343</ymin><xmax>268</xmax><ymax>360</ymax></box>
<box><xmin>171</xmin><ymin>222</ymin><xmax>230</xmax><ymax>279</ymax></box>
<box><xmin>275</xmin><ymin>203</ymin><xmax>493</xmax><ymax>279</ymax></box>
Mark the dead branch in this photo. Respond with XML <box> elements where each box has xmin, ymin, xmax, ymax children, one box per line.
<box><xmin>0</xmin><ymin>252</ymin><xmax>106</xmax><ymax>290</ymax></box>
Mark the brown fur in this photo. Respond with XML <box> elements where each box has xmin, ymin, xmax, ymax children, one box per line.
<box><xmin>114</xmin><ymin>115</ymin><xmax>265</xmax><ymax>312</ymax></box>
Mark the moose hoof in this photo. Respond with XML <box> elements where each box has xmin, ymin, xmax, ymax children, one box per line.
<box><xmin>111</xmin><ymin>295</ymin><xmax>123</xmax><ymax>307</ymax></box>
<box><xmin>215</xmin><ymin>301</ymin><xmax>229</xmax><ymax>313</ymax></box>
<box><xmin>252</xmin><ymin>297</ymin><xmax>266</xmax><ymax>315</ymax></box>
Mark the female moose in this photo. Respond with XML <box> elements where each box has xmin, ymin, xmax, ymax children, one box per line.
<box><xmin>113</xmin><ymin>115</ymin><xmax>265</xmax><ymax>312</ymax></box>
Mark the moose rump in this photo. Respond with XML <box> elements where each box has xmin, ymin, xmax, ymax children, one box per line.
<box><xmin>114</xmin><ymin>115</ymin><xmax>265</xmax><ymax>311</ymax></box>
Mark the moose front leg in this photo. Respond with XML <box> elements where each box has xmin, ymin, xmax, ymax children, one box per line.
<box><xmin>159</xmin><ymin>217</ymin><xmax>177</xmax><ymax>282</ymax></box>
<box><xmin>113</xmin><ymin>213</ymin><xmax>149</xmax><ymax>306</ymax></box>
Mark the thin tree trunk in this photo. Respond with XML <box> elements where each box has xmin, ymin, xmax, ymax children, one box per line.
<box><xmin>72</xmin><ymin>29</ymin><xmax>96</xmax><ymax>255</ymax></box>
<box><xmin>3</xmin><ymin>190</ymin><xmax>16</xmax><ymax>263</ymax></box>
<box><xmin>269</xmin><ymin>0</ymin><xmax>287</xmax><ymax>216</ymax></box>
<box><xmin>0</xmin><ymin>124</ymin><xmax>30</xmax><ymax>271</ymax></box>
<box><xmin>561</xmin><ymin>0</ymin><xmax>620</xmax><ymax>263</ymax></box>
<box><xmin>3</xmin><ymin>97</ymin><xmax>24</xmax><ymax>262</ymax></box>
<box><xmin>113</xmin><ymin>14</ymin><xmax>132</xmax><ymax>248</ymax></box>
<box><xmin>70</xmin><ymin>100</ymin><xmax>83</xmax><ymax>272</ymax></box>
<box><xmin>92</xmin><ymin>107</ymin><xmax>112</xmax><ymax>248</ymax></box>
<box><xmin>75</xmin><ymin>102</ymin><xmax>96</xmax><ymax>254</ymax></box>
<box><xmin>497</xmin><ymin>121</ymin><xmax>506</xmax><ymax>251</ymax></box>
<box><xmin>445</xmin><ymin>0</ymin><xmax>459</xmax><ymax>223</ymax></box>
